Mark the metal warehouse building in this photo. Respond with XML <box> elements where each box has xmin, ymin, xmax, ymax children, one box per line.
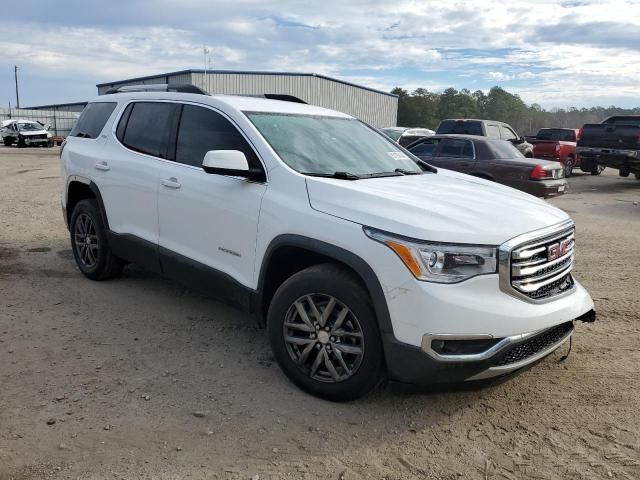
<box><xmin>96</xmin><ymin>69</ymin><xmax>398</xmax><ymax>128</ymax></box>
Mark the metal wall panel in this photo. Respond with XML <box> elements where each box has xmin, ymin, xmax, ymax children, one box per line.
<box><xmin>98</xmin><ymin>72</ymin><xmax>397</xmax><ymax>127</ymax></box>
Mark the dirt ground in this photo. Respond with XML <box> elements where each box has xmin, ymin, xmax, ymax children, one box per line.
<box><xmin>0</xmin><ymin>146</ymin><xmax>638</xmax><ymax>480</ymax></box>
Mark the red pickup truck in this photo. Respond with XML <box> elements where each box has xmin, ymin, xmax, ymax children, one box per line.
<box><xmin>527</xmin><ymin>128</ymin><xmax>581</xmax><ymax>177</ymax></box>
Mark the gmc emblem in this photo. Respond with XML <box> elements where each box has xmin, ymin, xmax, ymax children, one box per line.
<box><xmin>548</xmin><ymin>239</ymin><xmax>573</xmax><ymax>261</ymax></box>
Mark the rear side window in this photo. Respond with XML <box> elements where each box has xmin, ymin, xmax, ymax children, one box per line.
<box><xmin>409</xmin><ymin>139</ymin><xmax>440</xmax><ymax>157</ymax></box>
<box><xmin>120</xmin><ymin>102</ymin><xmax>180</xmax><ymax>159</ymax></box>
<box><xmin>486</xmin><ymin>125</ymin><xmax>500</xmax><ymax>138</ymax></box>
<box><xmin>604</xmin><ymin>116</ymin><xmax>640</xmax><ymax>126</ymax></box>
<box><xmin>175</xmin><ymin>105</ymin><xmax>261</xmax><ymax>169</ymax></box>
<box><xmin>439</xmin><ymin>139</ymin><xmax>474</xmax><ymax>158</ymax></box>
<box><xmin>500</xmin><ymin>126</ymin><xmax>517</xmax><ymax>140</ymax></box>
<box><xmin>70</xmin><ymin>102</ymin><xmax>117</xmax><ymax>139</ymax></box>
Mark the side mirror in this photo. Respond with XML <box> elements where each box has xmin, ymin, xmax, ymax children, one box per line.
<box><xmin>511</xmin><ymin>137</ymin><xmax>524</xmax><ymax>145</ymax></box>
<box><xmin>202</xmin><ymin>150</ymin><xmax>263</xmax><ymax>180</ymax></box>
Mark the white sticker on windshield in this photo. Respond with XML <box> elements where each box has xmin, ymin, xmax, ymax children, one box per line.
<box><xmin>387</xmin><ymin>151</ymin><xmax>410</xmax><ymax>161</ymax></box>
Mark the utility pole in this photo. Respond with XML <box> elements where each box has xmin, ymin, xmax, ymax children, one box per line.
<box><xmin>203</xmin><ymin>46</ymin><xmax>210</xmax><ymax>93</ymax></box>
<box><xmin>14</xmin><ymin>65</ymin><xmax>20</xmax><ymax>109</ymax></box>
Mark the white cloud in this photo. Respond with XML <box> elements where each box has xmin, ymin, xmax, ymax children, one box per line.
<box><xmin>1</xmin><ymin>0</ymin><xmax>639</xmax><ymax>107</ymax></box>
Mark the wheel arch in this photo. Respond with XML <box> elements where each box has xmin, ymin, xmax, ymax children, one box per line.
<box><xmin>66</xmin><ymin>180</ymin><xmax>109</xmax><ymax>229</ymax></box>
<box><xmin>254</xmin><ymin>235</ymin><xmax>393</xmax><ymax>337</ymax></box>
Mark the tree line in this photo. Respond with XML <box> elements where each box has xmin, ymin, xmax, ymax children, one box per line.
<box><xmin>392</xmin><ymin>86</ymin><xmax>640</xmax><ymax>136</ymax></box>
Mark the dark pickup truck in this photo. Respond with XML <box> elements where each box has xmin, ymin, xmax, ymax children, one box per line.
<box><xmin>577</xmin><ymin>116</ymin><xmax>640</xmax><ymax>179</ymax></box>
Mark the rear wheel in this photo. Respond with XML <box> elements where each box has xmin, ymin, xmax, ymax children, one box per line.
<box><xmin>70</xmin><ymin>199</ymin><xmax>124</xmax><ymax>280</ymax></box>
<box><xmin>3</xmin><ymin>137</ymin><xmax>12</xmax><ymax>146</ymax></box>
<box><xmin>267</xmin><ymin>264</ymin><xmax>384</xmax><ymax>401</ymax></box>
<box><xmin>564</xmin><ymin>158</ymin><xmax>574</xmax><ymax>178</ymax></box>
<box><xmin>635</xmin><ymin>173</ymin><xmax>640</xmax><ymax>180</ymax></box>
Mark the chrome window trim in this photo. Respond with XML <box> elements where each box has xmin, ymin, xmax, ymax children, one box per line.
<box><xmin>498</xmin><ymin>219</ymin><xmax>576</xmax><ymax>304</ymax></box>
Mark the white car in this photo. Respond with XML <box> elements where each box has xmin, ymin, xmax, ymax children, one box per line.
<box><xmin>60</xmin><ymin>86</ymin><xmax>595</xmax><ymax>401</ymax></box>
<box><xmin>1</xmin><ymin>119</ymin><xmax>53</xmax><ymax>147</ymax></box>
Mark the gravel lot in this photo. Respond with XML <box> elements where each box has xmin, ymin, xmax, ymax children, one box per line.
<box><xmin>1</xmin><ymin>146</ymin><xmax>639</xmax><ymax>480</ymax></box>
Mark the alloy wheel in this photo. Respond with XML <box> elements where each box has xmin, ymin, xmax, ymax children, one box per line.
<box><xmin>74</xmin><ymin>213</ymin><xmax>100</xmax><ymax>269</ymax></box>
<box><xmin>283</xmin><ymin>293</ymin><xmax>365</xmax><ymax>383</ymax></box>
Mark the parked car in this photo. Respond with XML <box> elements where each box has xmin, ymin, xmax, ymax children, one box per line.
<box><xmin>380</xmin><ymin>127</ymin><xmax>434</xmax><ymax>147</ymax></box>
<box><xmin>526</xmin><ymin>128</ymin><xmax>581</xmax><ymax>177</ymax></box>
<box><xmin>60</xmin><ymin>86</ymin><xmax>594</xmax><ymax>401</ymax></box>
<box><xmin>436</xmin><ymin>119</ymin><xmax>534</xmax><ymax>157</ymax></box>
<box><xmin>1</xmin><ymin>119</ymin><xmax>53</xmax><ymax>147</ymax></box>
<box><xmin>577</xmin><ymin>116</ymin><xmax>640</xmax><ymax>179</ymax></box>
<box><xmin>408</xmin><ymin>135</ymin><xmax>567</xmax><ymax>198</ymax></box>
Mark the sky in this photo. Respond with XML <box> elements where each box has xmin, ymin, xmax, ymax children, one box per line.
<box><xmin>1</xmin><ymin>0</ymin><xmax>640</xmax><ymax>109</ymax></box>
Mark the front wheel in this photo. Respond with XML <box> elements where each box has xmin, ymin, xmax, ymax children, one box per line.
<box><xmin>635</xmin><ymin>173</ymin><xmax>640</xmax><ymax>180</ymax></box>
<box><xmin>3</xmin><ymin>137</ymin><xmax>12</xmax><ymax>146</ymax></box>
<box><xmin>267</xmin><ymin>264</ymin><xmax>384</xmax><ymax>401</ymax></box>
<box><xmin>70</xmin><ymin>199</ymin><xmax>124</xmax><ymax>280</ymax></box>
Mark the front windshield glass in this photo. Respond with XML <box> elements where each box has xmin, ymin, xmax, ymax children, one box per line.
<box><xmin>487</xmin><ymin>139</ymin><xmax>524</xmax><ymax>159</ymax></box>
<box><xmin>17</xmin><ymin>122</ymin><xmax>41</xmax><ymax>131</ymax></box>
<box><xmin>247</xmin><ymin>113</ymin><xmax>422</xmax><ymax>176</ymax></box>
<box><xmin>380</xmin><ymin>128</ymin><xmax>404</xmax><ymax>141</ymax></box>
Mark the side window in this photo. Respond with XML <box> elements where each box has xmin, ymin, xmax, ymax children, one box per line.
<box><xmin>439</xmin><ymin>139</ymin><xmax>474</xmax><ymax>158</ymax></box>
<box><xmin>116</xmin><ymin>103</ymin><xmax>133</xmax><ymax>142</ymax></box>
<box><xmin>175</xmin><ymin>105</ymin><xmax>261</xmax><ymax>169</ymax></box>
<box><xmin>409</xmin><ymin>139</ymin><xmax>440</xmax><ymax>157</ymax></box>
<box><xmin>486</xmin><ymin>125</ymin><xmax>501</xmax><ymax>138</ymax></box>
<box><xmin>70</xmin><ymin>102</ymin><xmax>117</xmax><ymax>139</ymax></box>
<box><xmin>500</xmin><ymin>126</ymin><xmax>517</xmax><ymax>141</ymax></box>
<box><xmin>121</xmin><ymin>102</ymin><xmax>180</xmax><ymax>159</ymax></box>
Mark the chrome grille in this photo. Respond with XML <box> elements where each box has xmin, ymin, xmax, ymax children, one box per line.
<box><xmin>499</xmin><ymin>221</ymin><xmax>576</xmax><ymax>302</ymax></box>
<box><xmin>511</xmin><ymin>228</ymin><xmax>574</xmax><ymax>300</ymax></box>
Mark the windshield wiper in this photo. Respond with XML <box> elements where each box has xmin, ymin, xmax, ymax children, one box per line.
<box><xmin>394</xmin><ymin>168</ymin><xmax>423</xmax><ymax>175</ymax></box>
<box><xmin>303</xmin><ymin>171</ymin><xmax>361</xmax><ymax>180</ymax></box>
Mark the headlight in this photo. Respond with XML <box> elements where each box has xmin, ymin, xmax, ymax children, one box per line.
<box><xmin>364</xmin><ymin>227</ymin><xmax>498</xmax><ymax>283</ymax></box>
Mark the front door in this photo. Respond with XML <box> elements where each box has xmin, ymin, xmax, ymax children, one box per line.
<box><xmin>157</xmin><ymin>103</ymin><xmax>267</xmax><ymax>293</ymax></box>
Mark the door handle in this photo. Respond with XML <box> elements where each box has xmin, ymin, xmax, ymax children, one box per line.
<box><xmin>161</xmin><ymin>177</ymin><xmax>181</xmax><ymax>189</ymax></box>
<box><xmin>95</xmin><ymin>162</ymin><xmax>110</xmax><ymax>171</ymax></box>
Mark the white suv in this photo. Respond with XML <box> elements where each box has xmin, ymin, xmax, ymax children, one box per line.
<box><xmin>60</xmin><ymin>87</ymin><xmax>595</xmax><ymax>401</ymax></box>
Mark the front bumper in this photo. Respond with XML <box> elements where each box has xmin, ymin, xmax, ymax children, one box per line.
<box><xmin>384</xmin><ymin>310</ymin><xmax>595</xmax><ymax>385</ymax></box>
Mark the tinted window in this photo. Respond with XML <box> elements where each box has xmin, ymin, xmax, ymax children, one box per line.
<box><xmin>116</xmin><ymin>103</ymin><xmax>133</xmax><ymax>142</ymax></box>
<box><xmin>437</xmin><ymin>120</ymin><xmax>483</xmax><ymax>136</ymax></box>
<box><xmin>500</xmin><ymin>126</ymin><xmax>517</xmax><ymax>140</ymax></box>
<box><xmin>176</xmin><ymin>105</ymin><xmax>261</xmax><ymax>168</ymax></box>
<box><xmin>604</xmin><ymin>116</ymin><xmax>640</xmax><ymax>126</ymax></box>
<box><xmin>439</xmin><ymin>139</ymin><xmax>474</xmax><ymax>158</ymax></box>
<box><xmin>409</xmin><ymin>139</ymin><xmax>440</xmax><ymax>157</ymax></box>
<box><xmin>537</xmin><ymin>129</ymin><xmax>576</xmax><ymax>141</ymax></box>
<box><xmin>121</xmin><ymin>102</ymin><xmax>180</xmax><ymax>158</ymax></box>
<box><xmin>70</xmin><ymin>102</ymin><xmax>117</xmax><ymax>139</ymax></box>
<box><xmin>486</xmin><ymin>125</ymin><xmax>500</xmax><ymax>138</ymax></box>
<box><xmin>486</xmin><ymin>139</ymin><xmax>524</xmax><ymax>159</ymax></box>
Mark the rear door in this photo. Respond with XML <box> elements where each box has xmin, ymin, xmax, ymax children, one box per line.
<box><xmin>157</xmin><ymin>103</ymin><xmax>267</xmax><ymax>291</ymax></box>
<box><xmin>428</xmin><ymin>138</ymin><xmax>476</xmax><ymax>172</ymax></box>
<box><xmin>98</xmin><ymin>101</ymin><xmax>179</xmax><ymax>261</ymax></box>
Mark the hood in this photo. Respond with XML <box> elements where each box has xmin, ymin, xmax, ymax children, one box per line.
<box><xmin>306</xmin><ymin>169</ymin><xmax>569</xmax><ymax>245</ymax></box>
<box><xmin>20</xmin><ymin>129</ymin><xmax>49</xmax><ymax>136</ymax></box>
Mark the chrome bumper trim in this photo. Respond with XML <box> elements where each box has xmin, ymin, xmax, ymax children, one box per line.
<box><xmin>465</xmin><ymin>324</ymin><xmax>574</xmax><ymax>381</ymax></box>
<box><xmin>422</xmin><ymin>329</ymin><xmax>538</xmax><ymax>363</ymax></box>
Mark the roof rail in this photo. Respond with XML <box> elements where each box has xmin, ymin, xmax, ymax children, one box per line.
<box><xmin>104</xmin><ymin>83</ymin><xmax>209</xmax><ymax>95</ymax></box>
<box><xmin>232</xmin><ymin>93</ymin><xmax>307</xmax><ymax>104</ymax></box>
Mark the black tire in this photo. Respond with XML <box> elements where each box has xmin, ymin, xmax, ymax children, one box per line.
<box><xmin>3</xmin><ymin>137</ymin><xmax>12</xmax><ymax>146</ymax></box>
<box><xmin>591</xmin><ymin>164</ymin><xmax>605</xmax><ymax>175</ymax></box>
<box><xmin>267</xmin><ymin>264</ymin><xmax>384</xmax><ymax>401</ymax></box>
<box><xmin>16</xmin><ymin>136</ymin><xmax>26</xmax><ymax>148</ymax></box>
<box><xmin>70</xmin><ymin>199</ymin><xmax>124</xmax><ymax>280</ymax></box>
<box><xmin>564</xmin><ymin>158</ymin><xmax>574</xmax><ymax>178</ymax></box>
<box><xmin>635</xmin><ymin>173</ymin><xmax>640</xmax><ymax>181</ymax></box>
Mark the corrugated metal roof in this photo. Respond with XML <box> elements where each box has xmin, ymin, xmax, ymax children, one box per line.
<box><xmin>96</xmin><ymin>69</ymin><xmax>397</xmax><ymax>98</ymax></box>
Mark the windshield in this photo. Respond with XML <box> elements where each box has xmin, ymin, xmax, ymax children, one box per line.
<box><xmin>247</xmin><ymin>113</ymin><xmax>422</xmax><ymax>176</ymax></box>
<box><xmin>380</xmin><ymin>128</ymin><xmax>404</xmax><ymax>141</ymax></box>
<box><xmin>17</xmin><ymin>122</ymin><xmax>42</xmax><ymax>131</ymax></box>
<box><xmin>487</xmin><ymin>139</ymin><xmax>524</xmax><ymax>159</ymax></box>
